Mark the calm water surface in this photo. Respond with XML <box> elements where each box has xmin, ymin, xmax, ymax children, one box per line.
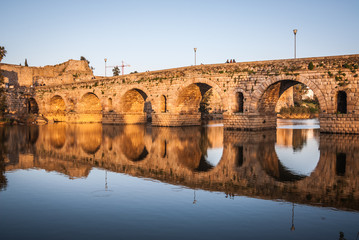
<box><xmin>0</xmin><ymin>119</ymin><xmax>358</xmax><ymax>240</ymax></box>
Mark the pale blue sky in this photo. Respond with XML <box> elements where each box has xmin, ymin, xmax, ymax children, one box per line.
<box><xmin>2</xmin><ymin>0</ymin><xmax>358</xmax><ymax>76</ymax></box>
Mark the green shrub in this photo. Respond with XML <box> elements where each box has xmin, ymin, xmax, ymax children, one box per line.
<box><xmin>308</xmin><ymin>62</ymin><xmax>314</xmax><ymax>70</ymax></box>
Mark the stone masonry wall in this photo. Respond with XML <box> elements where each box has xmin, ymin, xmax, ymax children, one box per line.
<box><xmin>3</xmin><ymin>54</ymin><xmax>358</xmax><ymax>133</ymax></box>
<box><xmin>0</xmin><ymin>60</ymin><xmax>93</xmax><ymax>87</ymax></box>
<box><xmin>223</xmin><ymin>113</ymin><xmax>277</xmax><ymax>130</ymax></box>
<box><xmin>320</xmin><ymin>114</ymin><xmax>359</xmax><ymax>134</ymax></box>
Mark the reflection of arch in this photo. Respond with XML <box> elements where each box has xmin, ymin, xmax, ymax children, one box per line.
<box><xmin>336</xmin><ymin>153</ymin><xmax>346</xmax><ymax>176</ymax></box>
<box><xmin>252</xmin><ymin>78</ymin><xmax>327</xmax><ymax>113</ymax></box>
<box><xmin>78</xmin><ymin>93</ymin><xmax>102</xmax><ymax>122</ymax></box>
<box><xmin>120</xmin><ymin>125</ymin><xmax>149</xmax><ymax>162</ymax></box>
<box><xmin>259</xmin><ymin>141</ymin><xmax>306</xmax><ymax>182</ymax></box>
<box><xmin>172</xmin><ymin>126</ymin><xmax>223</xmax><ymax>172</ymax></box>
<box><xmin>78</xmin><ymin>124</ymin><xmax>102</xmax><ymax>154</ymax></box>
<box><xmin>26</xmin><ymin>126</ymin><xmax>39</xmax><ymax>144</ymax></box>
<box><xmin>259</xmin><ymin>128</ymin><xmax>321</xmax><ymax>182</ymax></box>
<box><xmin>50</xmin><ymin>95</ymin><xmax>66</xmax><ymax>121</ymax></box>
<box><xmin>194</xmin><ymin>155</ymin><xmax>214</xmax><ymax>172</ymax></box>
<box><xmin>160</xmin><ymin>140</ymin><xmax>167</xmax><ymax>158</ymax></box>
<box><xmin>121</xmin><ymin>88</ymin><xmax>148</xmax><ymax>113</ymax></box>
<box><xmin>130</xmin><ymin>147</ymin><xmax>149</xmax><ymax>162</ymax></box>
<box><xmin>27</xmin><ymin>98</ymin><xmax>39</xmax><ymax>114</ymax></box>
<box><xmin>236</xmin><ymin>146</ymin><xmax>244</xmax><ymax>167</ymax></box>
<box><xmin>49</xmin><ymin>124</ymin><xmax>66</xmax><ymax>149</ymax></box>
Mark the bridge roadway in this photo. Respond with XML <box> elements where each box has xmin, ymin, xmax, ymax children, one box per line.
<box><xmin>32</xmin><ymin>54</ymin><xmax>359</xmax><ymax>134</ymax></box>
<box><xmin>4</xmin><ymin>124</ymin><xmax>359</xmax><ymax>211</ymax></box>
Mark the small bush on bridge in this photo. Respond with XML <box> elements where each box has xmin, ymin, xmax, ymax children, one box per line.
<box><xmin>308</xmin><ymin>62</ymin><xmax>314</xmax><ymax>70</ymax></box>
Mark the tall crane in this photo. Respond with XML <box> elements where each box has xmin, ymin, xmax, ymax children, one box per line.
<box><xmin>104</xmin><ymin>59</ymin><xmax>131</xmax><ymax>76</ymax></box>
<box><xmin>120</xmin><ymin>60</ymin><xmax>131</xmax><ymax>76</ymax></box>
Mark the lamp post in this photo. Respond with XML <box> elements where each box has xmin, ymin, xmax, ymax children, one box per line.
<box><xmin>104</xmin><ymin>58</ymin><xmax>107</xmax><ymax>77</ymax></box>
<box><xmin>290</xmin><ymin>203</ymin><xmax>295</xmax><ymax>231</ymax></box>
<box><xmin>194</xmin><ymin>48</ymin><xmax>197</xmax><ymax>66</ymax></box>
<box><xmin>293</xmin><ymin>29</ymin><xmax>298</xmax><ymax>59</ymax></box>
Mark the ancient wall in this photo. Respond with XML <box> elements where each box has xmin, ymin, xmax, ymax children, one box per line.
<box><xmin>0</xmin><ymin>59</ymin><xmax>93</xmax><ymax>87</ymax></box>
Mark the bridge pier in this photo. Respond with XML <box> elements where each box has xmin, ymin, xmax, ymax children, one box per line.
<box><xmin>223</xmin><ymin>113</ymin><xmax>277</xmax><ymax>131</ymax></box>
<box><xmin>152</xmin><ymin>113</ymin><xmax>201</xmax><ymax>126</ymax></box>
<box><xmin>319</xmin><ymin>114</ymin><xmax>359</xmax><ymax>134</ymax></box>
<box><xmin>102</xmin><ymin>112</ymin><xmax>146</xmax><ymax>124</ymax></box>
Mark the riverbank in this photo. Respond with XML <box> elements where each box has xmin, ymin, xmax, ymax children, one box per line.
<box><xmin>278</xmin><ymin>105</ymin><xmax>319</xmax><ymax>119</ymax></box>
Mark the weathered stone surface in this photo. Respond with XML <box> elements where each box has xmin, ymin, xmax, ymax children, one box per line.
<box><xmin>2</xmin><ymin>54</ymin><xmax>359</xmax><ymax>133</ymax></box>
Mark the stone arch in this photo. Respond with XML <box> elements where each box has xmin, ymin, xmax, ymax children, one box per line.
<box><xmin>250</xmin><ymin>76</ymin><xmax>328</xmax><ymax>114</ymax></box>
<box><xmin>337</xmin><ymin>91</ymin><xmax>347</xmax><ymax>114</ymax></box>
<box><xmin>227</xmin><ymin>87</ymin><xmax>250</xmax><ymax>114</ymax></box>
<box><xmin>77</xmin><ymin>92</ymin><xmax>102</xmax><ymax>122</ymax></box>
<box><xmin>50</xmin><ymin>95</ymin><xmax>66</xmax><ymax>122</ymax></box>
<box><xmin>27</xmin><ymin>98</ymin><xmax>39</xmax><ymax>114</ymax></box>
<box><xmin>235</xmin><ymin>92</ymin><xmax>244</xmax><ymax>113</ymax></box>
<box><xmin>160</xmin><ymin>95</ymin><xmax>167</xmax><ymax>113</ymax></box>
<box><xmin>121</xmin><ymin>88</ymin><xmax>149</xmax><ymax>113</ymax></box>
<box><xmin>120</xmin><ymin>88</ymin><xmax>152</xmax><ymax>123</ymax></box>
<box><xmin>108</xmin><ymin>98</ymin><xmax>113</xmax><ymax>112</ymax></box>
<box><xmin>174</xmin><ymin>79</ymin><xmax>225</xmax><ymax>115</ymax></box>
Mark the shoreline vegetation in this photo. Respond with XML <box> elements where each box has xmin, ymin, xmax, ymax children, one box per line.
<box><xmin>277</xmin><ymin>99</ymin><xmax>320</xmax><ymax>119</ymax></box>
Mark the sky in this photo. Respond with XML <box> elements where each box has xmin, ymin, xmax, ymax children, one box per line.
<box><xmin>1</xmin><ymin>0</ymin><xmax>358</xmax><ymax>76</ymax></box>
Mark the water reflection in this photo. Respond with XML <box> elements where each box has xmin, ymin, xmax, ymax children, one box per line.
<box><xmin>2</xmin><ymin>121</ymin><xmax>359</xmax><ymax>211</ymax></box>
<box><xmin>276</xmin><ymin>128</ymin><xmax>320</xmax><ymax>177</ymax></box>
<box><xmin>0</xmin><ymin>127</ymin><xmax>7</xmax><ymax>191</ymax></box>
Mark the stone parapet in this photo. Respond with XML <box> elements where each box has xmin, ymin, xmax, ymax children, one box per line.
<box><xmin>319</xmin><ymin>114</ymin><xmax>359</xmax><ymax>134</ymax></box>
<box><xmin>152</xmin><ymin>113</ymin><xmax>201</xmax><ymax>126</ymax></box>
<box><xmin>223</xmin><ymin>113</ymin><xmax>277</xmax><ymax>130</ymax></box>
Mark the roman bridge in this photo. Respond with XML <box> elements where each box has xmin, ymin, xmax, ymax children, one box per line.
<box><xmin>3</xmin><ymin>124</ymin><xmax>359</xmax><ymax>211</ymax></box>
<box><xmin>31</xmin><ymin>54</ymin><xmax>359</xmax><ymax>133</ymax></box>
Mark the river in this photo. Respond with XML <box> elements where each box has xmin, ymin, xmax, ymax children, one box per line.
<box><xmin>0</xmin><ymin>119</ymin><xmax>358</xmax><ymax>240</ymax></box>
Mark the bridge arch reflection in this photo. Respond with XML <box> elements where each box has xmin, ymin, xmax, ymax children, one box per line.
<box><xmin>3</xmin><ymin>123</ymin><xmax>359</xmax><ymax>211</ymax></box>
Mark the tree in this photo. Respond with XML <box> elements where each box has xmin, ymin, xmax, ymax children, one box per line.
<box><xmin>112</xmin><ymin>66</ymin><xmax>120</xmax><ymax>76</ymax></box>
<box><xmin>80</xmin><ymin>56</ymin><xmax>94</xmax><ymax>72</ymax></box>
<box><xmin>0</xmin><ymin>46</ymin><xmax>7</xmax><ymax>119</ymax></box>
<box><xmin>25</xmin><ymin>58</ymin><xmax>28</xmax><ymax>67</ymax></box>
<box><xmin>0</xmin><ymin>46</ymin><xmax>6</xmax><ymax>61</ymax></box>
<box><xmin>80</xmin><ymin>56</ymin><xmax>90</xmax><ymax>65</ymax></box>
<box><xmin>199</xmin><ymin>89</ymin><xmax>213</xmax><ymax>115</ymax></box>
